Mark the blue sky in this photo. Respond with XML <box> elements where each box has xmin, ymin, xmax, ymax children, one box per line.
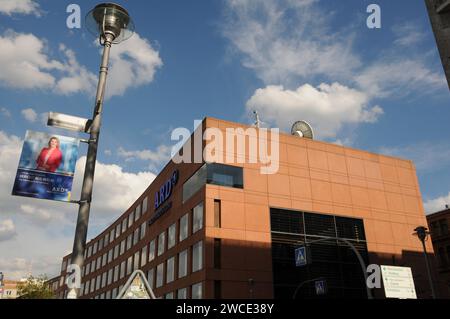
<box><xmin>0</xmin><ymin>0</ymin><xmax>450</xmax><ymax>278</ymax></box>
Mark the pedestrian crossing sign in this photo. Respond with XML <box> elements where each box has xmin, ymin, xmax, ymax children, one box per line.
<box><xmin>295</xmin><ymin>246</ymin><xmax>307</xmax><ymax>267</ymax></box>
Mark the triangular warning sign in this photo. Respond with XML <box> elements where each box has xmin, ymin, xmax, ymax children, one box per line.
<box><xmin>116</xmin><ymin>270</ymin><xmax>156</xmax><ymax>299</ymax></box>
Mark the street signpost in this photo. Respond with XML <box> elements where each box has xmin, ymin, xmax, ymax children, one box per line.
<box><xmin>116</xmin><ymin>270</ymin><xmax>156</xmax><ymax>299</ymax></box>
<box><xmin>381</xmin><ymin>265</ymin><xmax>417</xmax><ymax>299</ymax></box>
<box><xmin>315</xmin><ymin>279</ymin><xmax>327</xmax><ymax>296</ymax></box>
<box><xmin>295</xmin><ymin>246</ymin><xmax>308</xmax><ymax>267</ymax></box>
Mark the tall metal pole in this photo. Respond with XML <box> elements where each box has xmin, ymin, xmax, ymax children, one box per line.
<box><xmin>420</xmin><ymin>239</ymin><xmax>437</xmax><ymax>299</ymax></box>
<box><xmin>68</xmin><ymin>33</ymin><xmax>114</xmax><ymax>299</ymax></box>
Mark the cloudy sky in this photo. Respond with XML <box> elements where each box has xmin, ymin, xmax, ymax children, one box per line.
<box><xmin>0</xmin><ymin>0</ymin><xmax>449</xmax><ymax>279</ymax></box>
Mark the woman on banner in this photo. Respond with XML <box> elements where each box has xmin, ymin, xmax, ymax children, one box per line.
<box><xmin>36</xmin><ymin>137</ymin><xmax>63</xmax><ymax>172</ymax></box>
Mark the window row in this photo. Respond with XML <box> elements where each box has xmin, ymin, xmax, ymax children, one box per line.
<box><xmin>88</xmin><ymin>282</ymin><xmax>203</xmax><ymax>300</ymax></box>
<box><xmin>81</xmin><ymin>240</ymin><xmax>203</xmax><ymax>297</ymax></box>
<box><xmin>84</xmin><ymin>196</ymin><xmax>149</xmax><ymax>259</ymax></box>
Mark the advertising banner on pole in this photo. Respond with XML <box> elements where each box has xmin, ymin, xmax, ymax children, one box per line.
<box><xmin>12</xmin><ymin>131</ymin><xmax>80</xmax><ymax>202</ymax></box>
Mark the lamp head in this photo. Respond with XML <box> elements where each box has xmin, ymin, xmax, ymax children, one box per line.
<box><xmin>414</xmin><ymin>226</ymin><xmax>429</xmax><ymax>242</ymax></box>
<box><xmin>86</xmin><ymin>3</ymin><xmax>135</xmax><ymax>44</ymax></box>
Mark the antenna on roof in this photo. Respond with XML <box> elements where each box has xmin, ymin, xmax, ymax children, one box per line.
<box><xmin>253</xmin><ymin>110</ymin><xmax>261</xmax><ymax>128</ymax></box>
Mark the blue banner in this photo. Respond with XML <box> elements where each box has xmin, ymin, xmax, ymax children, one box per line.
<box><xmin>12</xmin><ymin>131</ymin><xmax>79</xmax><ymax>202</ymax></box>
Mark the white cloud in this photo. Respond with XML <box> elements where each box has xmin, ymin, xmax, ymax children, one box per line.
<box><xmin>392</xmin><ymin>22</ymin><xmax>426</xmax><ymax>47</ymax></box>
<box><xmin>0</xmin><ymin>131</ymin><xmax>156</xmax><ymax>279</ymax></box>
<box><xmin>106</xmin><ymin>33</ymin><xmax>163</xmax><ymax>98</ymax></box>
<box><xmin>223</xmin><ymin>1</ymin><xmax>445</xmax><ymax>97</ymax></box>
<box><xmin>222</xmin><ymin>0</ymin><xmax>360</xmax><ymax>84</ymax></box>
<box><xmin>21</xmin><ymin>108</ymin><xmax>38</xmax><ymax>123</ymax></box>
<box><xmin>1</xmin><ymin>107</ymin><xmax>11</xmax><ymax>118</ymax></box>
<box><xmin>378</xmin><ymin>142</ymin><xmax>450</xmax><ymax>173</ymax></box>
<box><xmin>54</xmin><ymin>45</ymin><xmax>97</xmax><ymax>96</ymax></box>
<box><xmin>0</xmin><ymin>31</ymin><xmax>63</xmax><ymax>90</ymax></box>
<box><xmin>246</xmin><ymin>83</ymin><xmax>383</xmax><ymax>138</ymax></box>
<box><xmin>0</xmin><ymin>0</ymin><xmax>40</xmax><ymax>16</ymax></box>
<box><xmin>0</xmin><ymin>31</ymin><xmax>162</xmax><ymax>97</ymax></box>
<box><xmin>0</xmin><ymin>219</ymin><xmax>17</xmax><ymax>242</ymax></box>
<box><xmin>423</xmin><ymin>193</ymin><xmax>450</xmax><ymax>215</ymax></box>
<box><xmin>117</xmin><ymin>145</ymin><xmax>171</xmax><ymax>172</ymax></box>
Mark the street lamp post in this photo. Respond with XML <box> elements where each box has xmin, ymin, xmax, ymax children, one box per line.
<box><xmin>413</xmin><ymin>226</ymin><xmax>437</xmax><ymax>299</ymax></box>
<box><xmin>67</xmin><ymin>3</ymin><xmax>134</xmax><ymax>299</ymax></box>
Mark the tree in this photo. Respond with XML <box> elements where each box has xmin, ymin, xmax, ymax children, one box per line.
<box><xmin>17</xmin><ymin>275</ymin><xmax>55</xmax><ymax>299</ymax></box>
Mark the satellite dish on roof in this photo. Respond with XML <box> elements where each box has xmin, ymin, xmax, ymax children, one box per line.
<box><xmin>291</xmin><ymin>121</ymin><xmax>314</xmax><ymax>139</ymax></box>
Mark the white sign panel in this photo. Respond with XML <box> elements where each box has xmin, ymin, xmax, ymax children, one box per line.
<box><xmin>381</xmin><ymin>265</ymin><xmax>417</xmax><ymax>299</ymax></box>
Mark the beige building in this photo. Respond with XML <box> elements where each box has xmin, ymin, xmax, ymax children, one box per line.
<box><xmin>55</xmin><ymin>117</ymin><xmax>444</xmax><ymax>299</ymax></box>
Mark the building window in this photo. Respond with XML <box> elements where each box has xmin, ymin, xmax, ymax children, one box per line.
<box><xmin>122</xmin><ymin>219</ymin><xmax>127</xmax><ymax>234</ymax></box>
<box><xmin>177</xmin><ymin>288</ymin><xmax>187</xmax><ymax>299</ymax></box>
<box><xmin>110</xmin><ymin>229</ymin><xmax>115</xmax><ymax>244</ymax></box>
<box><xmin>85</xmin><ymin>281</ymin><xmax>90</xmax><ymax>296</ymax></box>
<box><xmin>127</xmin><ymin>256</ymin><xmax>133</xmax><ymax>275</ymax></box>
<box><xmin>193</xmin><ymin>202</ymin><xmax>204</xmax><ymax>234</ymax></box>
<box><xmin>108</xmin><ymin>269</ymin><xmax>113</xmax><ymax>286</ymax></box>
<box><xmin>165</xmin><ymin>292</ymin><xmax>174</xmax><ymax>299</ymax></box>
<box><xmin>102</xmin><ymin>253</ymin><xmax>107</xmax><ymax>267</ymax></box>
<box><xmin>105</xmin><ymin>233</ymin><xmax>110</xmax><ymax>246</ymax></box>
<box><xmin>133</xmin><ymin>228</ymin><xmax>139</xmax><ymax>246</ymax></box>
<box><xmin>114</xmin><ymin>244</ymin><xmax>119</xmax><ymax>259</ymax></box>
<box><xmin>90</xmin><ymin>278</ymin><xmax>95</xmax><ymax>293</ymax></box>
<box><xmin>85</xmin><ymin>262</ymin><xmax>90</xmax><ymax>275</ymax></box>
<box><xmin>192</xmin><ymin>282</ymin><xmax>202</xmax><ymax>299</ymax></box>
<box><xmin>214</xmin><ymin>199</ymin><xmax>221</xmax><ymax>228</ymax></box>
<box><xmin>115</xmin><ymin>223</ymin><xmax>121</xmax><ymax>238</ymax></box>
<box><xmin>149</xmin><ymin>239</ymin><xmax>156</xmax><ymax>262</ymax></box>
<box><xmin>147</xmin><ymin>268</ymin><xmax>154</xmax><ymax>289</ymax></box>
<box><xmin>192</xmin><ymin>241</ymin><xmax>203</xmax><ymax>272</ymax></box>
<box><xmin>438</xmin><ymin>247</ymin><xmax>448</xmax><ymax>267</ymax></box>
<box><xmin>61</xmin><ymin>260</ymin><xmax>67</xmax><ymax>272</ymax></box>
<box><xmin>140</xmin><ymin>223</ymin><xmax>146</xmax><ymax>240</ymax></box>
<box><xmin>135</xmin><ymin>204</ymin><xmax>142</xmax><ymax>222</ymax></box>
<box><xmin>96</xmin><ymin>275</ymin><xmax>101</xmax><ymax>291</ymax></box>
<box><xmin>440</xmin><ymin>219</ymin><xmax>449</xmax><ymax>235</ymax></box>
<box><xmin>141</xmin><ymin>246</ymin><xmax>147</xmax><ymax>268</ymax></box>
<box><xmin>142</xmin><ymin>196</ymin><xmax>148</xmax><ymax>215</ymax></box>
<box><xmin>96</xmin><ymin>257</ymin><xmax>101</xmax><ymax>270</ymax></box>
<box><xmin>106</xmin><ymin>290</ymin><xmax>111</xmax><ymax>299</ymax></box>
<box><xmin>178</xmin><ymin>249</ymin><xmax>188</xmax><ymax>278</ymax></box>
<box><xmin>126</xmin><ymin>234</ymin><xmax>132</xmax><ymax>250</ymax></box>
<box><xmin>166</xmin><ymin>257</ymin><xmax>175</xmax><ymax>284</ymax></box>
<box><xmin>91</xmin><ymin>259</ymin><xmax>96</xmax><ymax>272</ymax></box>
<box><xmin>182</xmin><ymin>163</ymin><xmax>245</xmax><ymax>202</ymax></box>
<box><xmin>270</xmin><ymin>208</ymin><xmax>369</xmax><ymax>299</ymax></box>
<box><xmin>129</xmin><ymin>210</ymin><xmax>135</xmax><ymax>228</ymax></box>
<box><xmin>114</xmin><ymin>265</ymin><xmax>119</xmax><ymax>282</ymax></box>
<box><xmin>134</xmin><ymin>251</ymin><xmax>140</xmax><ymax>270</ymax></box>
<box><xmin>99</xmin><ymin>237</ymin><xmax>104</xmax><ymax>251</ymax></box>
<box><xmin>168</xmin><ymin>223</ymin><xmax>176</xmax><ymax>250</ymax></box>
<box><xmin>179</xmin><ymin>214</ymin><xmax>188</xmax><ymax>242</ymax></box>
<box><xmin>102</xmin><ymin>272</ymin><xmax>107</xmax><ymax>288</ymax></box>
<box><xmin>93</xmin><ymin>241</ymin><xmax>98</xmax><ymax>254</ymax></box>
<box><xmin>158</xmin><ymin>232</ymin><xmax>166</xmax><ymax>256</ymax></box>
<box><xmin>108</xmin><ymin>249</ymin><xmax>113</xmax><ymax>263</ymax></box>
<box><xmin>112</xmin><ymin>288</ymin><xmax>118</xmax><ymax>299</ymax></box>
<box><xmin>120</xmin><ymin>240</ymin><xmax>125</xmax><ymax>255</ymax></box>
<box><xmin>214</xmin><ymin>238</ymin><xmax>221</xmax><ymax>269</ymax></box>
<box><xmin>87</xmin><ymin>245</ymin><xmax>92</xmax><ymax>258</ymax></box>
<box><xmin>120</xmin><ymin>261</ymin><xmax>125</xmax><ymax>279</ymax></box>
<box><xmin>156</xmin><ymin>263</ymin><xmax>164</xmax><ymax>288</ymax></box>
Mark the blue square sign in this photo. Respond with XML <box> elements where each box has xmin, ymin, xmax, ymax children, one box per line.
<box><xmin>295</xmin><ymin>246</ymin><xmax>307</xmax><ymax>267</ymax></box>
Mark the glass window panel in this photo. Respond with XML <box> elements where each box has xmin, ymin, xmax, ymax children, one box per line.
<box><xmin>114</xmin><ymin>265</ymin><xmax>119</xmax><ymax>282</ymax></box>
<box><xmin>192</xmin><ymin>241</ymin><xmax>203</xmax><ymax>272</ymax></box>
<box><xmin>110</xmin><ymin>229</ymin><xmax>115</xmax><ymax>244</ymax></box>
<box><xmin>142</xmin><ymin>197</ymin><xmax>148</xmax><ymax>215</ymax></box>
<box><xmin>192</xmin><ymin>282</ymin><xmax>202</xmax><ymax>299</ymax></box>
<box><xmin>177</xmin><ymin>288</ymin><xmax>187</xmax><ymax>299</ymax></box>
<box><xmin>134</xmin><ymin>251</ymin><xmax>140</xmax><ymax>270</ymax></box>
<box><xmin>147</xmin><ymin>268</ymin><xmax>154</xmax><ymax>289</ymax></box>
<box><xmin>115</xmin><ymin>223</ymin><xmax>121</xmax><ymax>238</ymax></box>
<box><xmin>127</xmin><ymin>256</ymin><xmax>132</xmax><ymax>275</ymax></box>
<box><xmin>140</xmin><ymin>223</ymin><xmax>146</xmax><ymax>240</ymax></box>
<box><xmin>126</xmin><ymin>234</ymin><xmax>132</xmax><ymax>250</ymax></box>
<box><xmin>166</xmin><ymin>257</ymin><xmax>175</xmax><ymax>284</ymax></box>
<box><xmin>122</xmin><ymin>219</ymin><xmax>127</xmax><ymax>233</ymax></box>
<box><xmin>193</xmin><ymin>202</ymin><xmax>204</xmax><ymax>233</ymax></box>
<box><xmin>182</xmin><ymin>164</ymin><xmax>207</xmax><ymax>203</ymax></box>
<box><xmin>206</xmin><ymin>163</ymin><xmax>243</xmax><ymax>188</ymax></box>
<box><xmin>133</xmin><ymin>228</ymin><xmax>139</xmax><ymax>246</ymax></box>
<box><xmin>141</xmin><ymin>246</ymin><xmax>147</xmax><ymax>268</ymax></box>
<box><xmin>165</xmin><ymin>292</ymin><xmax>174</xmax><ymax>299</ymax></box>
<box><xmin>120</xmin><ymin>261</ymin><xmax>125</xmax><ymax>279</ymax></box>
<box><xmin>158</xmin><ymin>232</ymin><xmax>166</xmax><ymax>256</ymax></box>
<box><xmin>107</xmin><ymin>269</ymin><xmax>113</xmax><ymax>285</ymax></box>
<box><xmin>120</xmin><ymin>240</ymin><xmax>125</xmax><ymax>255</ymax></box>
<box><xmin>128</xmin><ymin>211</ymin><xmax>134</xmax><ymax>228</ymax></box>
<box><xmin>149</xmin><ymin>240</ymin><xmax>155</xmax><ymax>262</ymax></box>
<box><xmin>178</xmin><ymin>250</ymin><xmax>188</xmax><ymax>278</ymax></box>
<box><xmin>168</xmin><ymin>223</ymin><xmax>176</xmax><ymax>249</ymax></box>
<box><xmin>156</xmin><ymin>263</ymin><xmax>164</xmax><ymax>288</ymax></box>
<box><xmin>179</xmin><ymin>214</ymin><xmax>188</xmax><ymax>242</ymax></box>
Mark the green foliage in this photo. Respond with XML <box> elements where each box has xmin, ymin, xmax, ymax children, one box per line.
<box><xmin>17</xmin><ymin>275</ymin><xmax>55</xmax><ymax>299</ymax></box>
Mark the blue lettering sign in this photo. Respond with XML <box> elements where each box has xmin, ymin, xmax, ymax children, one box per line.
<box><xmin>154</xmin><ymin>170</ymin><xmax>179</xmax><ymax>210</ymax></box>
